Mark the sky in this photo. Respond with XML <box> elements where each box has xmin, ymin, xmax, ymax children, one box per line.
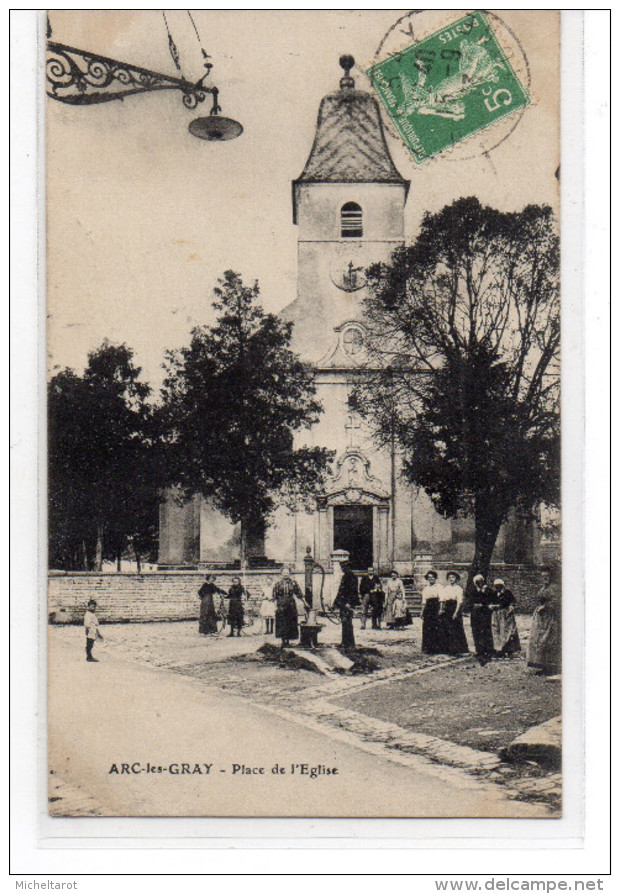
<box><xmin>46</xmin><ymin>10</ymin><xmax>560</xmax><ymax>391</ymax></box>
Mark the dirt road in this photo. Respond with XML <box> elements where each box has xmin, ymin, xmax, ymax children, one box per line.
<box><xmin>48</xmin><ymin>635</ymin><xmax>550</xmax><ymax>818</ymax></box>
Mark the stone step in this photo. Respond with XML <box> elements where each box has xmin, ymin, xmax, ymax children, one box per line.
<box><xmin>498</xmin><ymin>715</ymin><xmax>561</xmax><ymax>769</ymax></box>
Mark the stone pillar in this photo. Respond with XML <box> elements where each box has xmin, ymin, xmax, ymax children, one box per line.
<box><xmin>328</xmin><ymin>549</ymin><xmax>350</xmax><ymax>609</ymax></box>
<box><xmin>316</xmin><ymin>506</ymin><xmax>330</xmax><ymax>566</ymax></box>
<box><xmin>377</xmin><ymin>505</ymin><xmax>390</xmax><ymax>573</ymax></box>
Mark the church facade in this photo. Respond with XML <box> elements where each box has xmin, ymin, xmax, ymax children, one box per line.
<box><xmin>158</xmin><ymin>58</ymin><xmax>541</xmax><ymax>572</ymax></box>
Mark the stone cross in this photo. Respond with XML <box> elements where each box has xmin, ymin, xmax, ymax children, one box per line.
<box><xmin>345</xmin><ymin>414</ymin><xmax>361</xmax><ymax>447</ymax></box>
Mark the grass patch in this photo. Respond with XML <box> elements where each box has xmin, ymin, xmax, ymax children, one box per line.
<box><xmin>256</xmin><ymin>642</ymin><xmax>324</xmax><ymax>674</ymax></box>
<box><xmin>341</xmin><ymin>647</ymin><xmax>382</xmax><ymax>675</ymax></box>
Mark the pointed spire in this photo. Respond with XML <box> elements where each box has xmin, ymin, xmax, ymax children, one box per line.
<box><xmin>292</xmin><ymin>56</ymin><xmax>409</xmax><ymax>221</ymax></box>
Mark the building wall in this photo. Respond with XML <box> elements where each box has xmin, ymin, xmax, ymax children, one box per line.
<box><xmin>158</xmin><ymin>491</ymin><xmax>201</xmax><ymax>565</ymax></box>
<box><xmin>296</xmin><ymin>182</ymin><xmax>405</xmax><ymax>241</ymax></box>
<box><xmin>285</xmin><ymin>182</ymin><xmax>406</xmax><ymax>363</ymax></box>
<box><xmin>198</xmin><ymin>501</ymin><xmax>239</xmax><ymax>564</ymax></box>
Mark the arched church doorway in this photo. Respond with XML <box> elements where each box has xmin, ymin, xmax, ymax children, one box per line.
<box><xmin>333</xmin><ymin>504</ymin><xmax>373</xmax><ymax>570</ymax></box>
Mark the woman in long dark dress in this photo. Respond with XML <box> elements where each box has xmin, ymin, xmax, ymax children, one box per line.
<box><xmin>272</xmin><ymin>568</ymin><xmax>301</xmax><ymax>648</ymax></box>
<box><xmin>490</xmin><ymin>579</ymin><xmax>521</xmax><ymax>656</ymax></box>
<box><xmin>440</xmin><ymin>571</ymin><xmax>469</xmax><ymax>655</ymax></box>
<box><xmin>227</xmin><ymin>576</ymin><xmax>247</xmax><ymax>637</ymax></box>
<box><xmin>421</xmin><ymin>570</ymin><xmax>445</xmax><ymax>654</ymax></box>
<box><xmin>466</xmin><ymin>573</ymin><xmax>495</xmax><ymax>662</ymax></box>
<box><xmin>198</xmin><ymin>575</ymin><xmax>225</xmax><ymax>635</ymax></box>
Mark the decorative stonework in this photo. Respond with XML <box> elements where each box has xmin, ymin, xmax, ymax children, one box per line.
<box><xmin>321</xmin><ymin>447</ymin><xmax>389</xmax><ymax>506</ymax></box>
<box><xmin>316</xmin><ymin>321</ymin><xmax>368</xmax><ymax>369</ymax></box>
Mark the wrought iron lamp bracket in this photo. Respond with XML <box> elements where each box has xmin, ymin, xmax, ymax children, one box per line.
<box><xmin>46</xmin><ymin>41</ymin><xmax>218</xmax><ymax>111</ymax></box>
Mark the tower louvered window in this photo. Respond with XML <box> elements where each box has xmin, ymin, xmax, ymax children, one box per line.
<box><xmin>341</xmin><ymin>202</ymin><xmax>363</xmax><ymax>238</ymax></box>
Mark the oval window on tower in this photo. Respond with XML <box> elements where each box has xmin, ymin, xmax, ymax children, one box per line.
<box><xmin>341</xmin><ymin>202</ymin><xmax>363</xmax><ymax>238</ymax></box>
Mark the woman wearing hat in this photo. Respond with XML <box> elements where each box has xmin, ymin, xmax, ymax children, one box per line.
<box><xmin>466</xmin><ymin>573</ymin><xmax>495</xmax><ymax>662</ymax></box>
<box><xmin>421</xmin><ymin>570</ymin><xmax>445</xmax><ymax>654</ymax></box>
<box><xmin>490</xmin><ymin>579</ymin><xmax>521</xmax><ymax>656</ymax></box>
<box><xmin>440</xmin><ymin>571</ymin><xmax>469</xmax><ymax>655</ymax></box>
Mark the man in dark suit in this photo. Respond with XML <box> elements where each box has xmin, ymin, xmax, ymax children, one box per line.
<box><xmin>334</xmin><ymin>561</ymin><xmax>360</xmax><ymax>649</ymax></box>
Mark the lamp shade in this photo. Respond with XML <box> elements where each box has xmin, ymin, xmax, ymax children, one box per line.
<box><xmin>189</xmin><ymin>115</ymin><xmax>243</xmax><ymax>141</ymax></box>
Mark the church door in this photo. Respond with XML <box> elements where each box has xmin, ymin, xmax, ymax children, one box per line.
<box><xmin>333</xmin><ymin>505</ymin><xmax>373</xmax><ymax>570</ymax></box>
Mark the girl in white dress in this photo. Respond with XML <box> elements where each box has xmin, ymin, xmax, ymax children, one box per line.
<box><xmin>259</xmin><ymin>590</ymin><xmax>275</xmax><ymax>634</ymax></box>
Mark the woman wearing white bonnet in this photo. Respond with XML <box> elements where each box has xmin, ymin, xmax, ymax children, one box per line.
<box><xmin>465</xmin><ymin>572</ymin><xmax>495</xmax><ymax>661</ymax></box>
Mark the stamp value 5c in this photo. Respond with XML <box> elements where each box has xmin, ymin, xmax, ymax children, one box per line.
<box><xmin>367</xmin><ymin>10</ymin><xmax>530</xmax><ymax>164</ymax></box>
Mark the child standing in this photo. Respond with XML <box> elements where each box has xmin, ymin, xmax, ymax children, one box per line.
<box><xmin>84</xmin><ymin>599</ymin><xmax>103</xmax><ymax>662</ymax></box>
<box><xmin>259</xmin><ymin>590</ymin><xmax>275</xmax><ymax>635</ymax></box>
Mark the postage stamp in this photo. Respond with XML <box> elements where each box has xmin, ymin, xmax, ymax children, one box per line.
<box><xmin>367</xmin><ymin>10</ymin><xmax>531</xmax><ymax>164</ymax></box>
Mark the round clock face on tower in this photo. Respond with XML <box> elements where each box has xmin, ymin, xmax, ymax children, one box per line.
<box><xmin>330</xmin><ymin>257</ymin><xmax>368</xmax><ymax>292</ymax></box>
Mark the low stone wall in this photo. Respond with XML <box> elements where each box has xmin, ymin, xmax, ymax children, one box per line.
<box><xmin>48</xmin><ymin>570</ymin><xmax>285</xmax><ymax>624</ymax></box>
<box><xmin>48</xmin><ymin>563</ymin><xmax>556</xmax><ymax>624</ymax></box>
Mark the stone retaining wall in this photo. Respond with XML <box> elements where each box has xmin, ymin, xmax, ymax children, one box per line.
<box><xmin>49</xmin><ymin>563</ymin><xmax>554</xmax><ymax>624</ymax></box>
<box><xmin>47</xmin><ymin>571</ymin><xmax>281</xmax><ymax>624</ymax></box>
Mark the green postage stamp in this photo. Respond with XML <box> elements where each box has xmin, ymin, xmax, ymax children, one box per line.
<box><xmin>367</xmin><ymin>10</ymin><xmax>531</xmax><ymax>163</ymax></box>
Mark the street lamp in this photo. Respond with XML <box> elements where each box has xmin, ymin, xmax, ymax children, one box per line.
<box><xmin>45</xmin><ymin>12</ymin><xmax>243</xmax><ymax>141</ymax></box>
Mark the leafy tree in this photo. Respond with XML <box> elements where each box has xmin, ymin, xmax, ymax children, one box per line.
<box><xmin>351</xmin><ymin>198</ymin><xmax>560</xmax><ymax>579</ymax></box>
<box><xmin>48</xmin><ymin>369</ymin><xmax>94</xmax><ymax>569</ymax></box>
<box><xmin>48</xmin><ymin>341</ymin><xmax>161</xmax><ymax>570</ymax></box>
<box><xmin>161</xmin><ymin>271</ymin><xmax>333</xmax><ymax>566</ymax></box>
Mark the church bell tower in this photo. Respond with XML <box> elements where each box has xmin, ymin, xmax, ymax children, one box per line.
<box><xmin>283</xmin><ymin>55</ymin><xmax>409</xmax><ymax>364</ymax></box>
<box><xmin>278</xmin><ymin>56</ymin><xmax>411</xmax><ymax>572</ymax></box>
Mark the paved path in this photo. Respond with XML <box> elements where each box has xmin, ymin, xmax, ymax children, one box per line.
<box><xmin>48</xmin><ymin>636</ymin><xmax>549</xmax><ymax>818</ymax></box>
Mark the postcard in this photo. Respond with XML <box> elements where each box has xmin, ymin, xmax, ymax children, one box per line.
<box><xmin>46</xmin><ymin>9</ymin><xmax>564</xmax><ymax>820</ymax></box>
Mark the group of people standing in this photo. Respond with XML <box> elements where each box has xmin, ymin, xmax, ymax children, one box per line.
<box><xmin>333</xmin><ymin>564</ymin><xmax>419</xmax><ymax>649</ymax></box>
<box><xmin>420</xmin><ymin>570</ymin><xmax>470</xmax><ymax>657</ymax></box>
<box><xmin>197</xmin><ymin>567</ymin><xmax>307</xmax><ymax>645</ymax></box>
<box><xmin>197</xmin><ymin>574</ymin><xmax>242</xmax><ymax>637</ymax></box>
<box><xmin>357</xmin><ymin>568</ymin><xmax>414</xmax><ymax>631</ymax></box>
<box><xmin>420</xmin><ymin>567</ymin><xmax>561</xmax><ymax>675</ymax></box>
<box><xmin>197</xmin><ymin>564</ymin><xmax>561</xmax><ymax>676</ymax></box>
<box><xmin>421</xmin><ymin>568</ymin><xmax>522</xmax><ymax>662</ymax></box>
<box><xmin>465</xmin><ymin>572</ymin><xmax>521</xmax><ymax>662</ymax></box>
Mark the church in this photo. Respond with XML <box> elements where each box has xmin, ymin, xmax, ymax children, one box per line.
<box><xmin>158</xmin><ymin>57</ymin><xmax>541</xmax><ymax>574</ymax></box>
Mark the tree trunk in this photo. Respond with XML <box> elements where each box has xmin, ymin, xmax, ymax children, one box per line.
<box><xmin>94</xmin><ymin>523</ymin><xmax>104</xmax><ymax>572</ymax></box>
<box><xmin>82</xmin><ymin>540</ymin><xmax>88</xmax><ymax>571</ymax></box>
<box><xmin>134</xmin><ymin>546</ymin><xmax>142</xmax><ymax>574</ymax></box>
<box><xmin>470</xmin><ymin>502</ymin><xmax>505</xmax><ymax>582</ymax></box>
<box><xmin>239</xmin><ymin>519</ymin><xmax>248</xmax><ymax>571</ymax></box>
<box><xmin>116</xmin><ymin>550</ymin><xmax>122</xmax><ymax>572</ymax></box>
